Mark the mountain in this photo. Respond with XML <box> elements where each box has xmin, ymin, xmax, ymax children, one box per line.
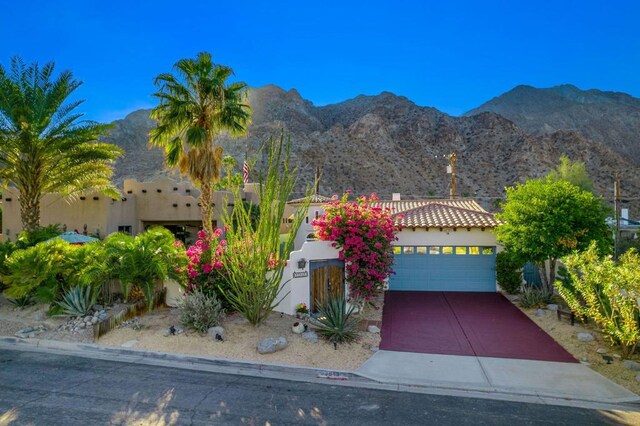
<box><xmin>102</xmin><ymin>85</ymin><xmax>640</xmax><ymax>213</ymax></box>
<box><xmin>466</xmin><ymin>84</ymin><xmax>640</xmax><ymax>164</ymax></box>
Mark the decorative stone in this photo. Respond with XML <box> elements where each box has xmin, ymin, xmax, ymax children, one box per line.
<box><xmin>292</xmin><ymin>322</ymin><xmax>306</xmax><ymax>334</ymax></box>
<box><xmin>302</xmin><ymin>331</ymin><xmax>319</xmax><ymax>344</ymax></box>
<box><xmin>577</xmin><ymin>332</ymin><xmax>594</xmax><ymax>342</ymax></box>
<box><xmin>596</xmin><ymin>348</ymin><xmax>608</xmax><ymax>354</ymax></box>
<box><xmin>208</xmin><ymin>326</ymin><xmax>225</xmax><ymax>340</ymax></box>
<box><xmin>580</xmin><ymin>361</ymin><xmax>591</xmax><ymax>366</ymax></box>
<box><xmin>257</xmin><ymin>336</ymin><xmax>288</xmax><ymax>354</ymax></box>
<box><xmin>534</xmin><ymin>309</ymin><xmax>546</xmax><ymax>317</ymax></box>
<box><xmin>84</xmin><ymin>316</ymin><xmax>92</xmax><ymax>322</ymax></box>
<box><xmin>93</xmin><ymin>304</ymin><xmax>104</xmax><ymax>312</ymax></box>
<box><xmin>91</xmin><ymin>317</ymin><xmax>98</xmax><ymax>324</ymax></box>
<box><xmin>613</xmin><ymin>354</ymin><xmax>622</xmax><ymax>359</ymax></box>
<box><xmin>636</xmin><ymin>374</ymin><xmax>640</xmax><ymax>384</ymax></box>
<box><xmin>623</xmin><ymin>360</ymin><xmax>640</xmax><ymax>371</ymax></box>
<box><xmin>121</xmin><ymin>339</ymin><xmax>139</xmax><ymax>348</ymax></box>
<box><xmin>546</xmin><ymin>304</ymin><xmax>559</xmax><ymax>311</ymax></box>
<box><xmin>370</xmin><ymin>346</ymin><xmax>379</xmax><ymax>353</ymax></box>
<box><xmin>78</xmin><ymin>322</ymin><xmax>86</xmax><ymax>329</ymax></box>
<box><xmin>367</xmin><ymin>325</ymin><xmax>381</xmax><ymax>334</ymax></box>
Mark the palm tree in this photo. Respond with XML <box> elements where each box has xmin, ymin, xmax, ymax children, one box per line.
<box><xmin>149</xmin><ymin>52</ymin><xmax>251</xmax><ymax>236</ymax></box>
<box><xmin>0</xmin><ymin>57</ymin><xmax>123</xmax><ymax>232</ymax></box>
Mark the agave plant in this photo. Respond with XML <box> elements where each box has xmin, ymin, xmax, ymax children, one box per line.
<box><xmin>56</xmin><ymin>286</ymin><xmax>97</xmax><ymax>317</ymax></box>
<box><xmin>311</xmin><ymin>297</ymin><xmax>359</xmax><ymax>349</ymax></box>
<box><xmin>8</xmin><ymin>293</ymin><xmax>35</xmax><ymax>309</ymax></box>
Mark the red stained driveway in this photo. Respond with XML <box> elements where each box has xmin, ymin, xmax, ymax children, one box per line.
<box><xmin>379</xmin><ymin>291</ymin><xmax>577</xmax><ymax>363</ymax></box>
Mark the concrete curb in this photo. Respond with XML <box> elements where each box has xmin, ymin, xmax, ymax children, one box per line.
<box><xmin>1</xmin><ymin>336</ymin><xmax>639</xmax><ymax>412</ymax></box>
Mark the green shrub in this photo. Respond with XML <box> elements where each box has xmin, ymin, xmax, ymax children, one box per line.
<box><xmin>557</xmin><ymin>243</ymin><xmax>640</xmax><ymax>357</ymax></box>
<box><xmin>496</xmin><ymin>251</ymin><xmax>524</xmax><ymax>294</ymax></box>
<box><xmin>0</xmin><ymin>240</ymin><xmax>17</xmax><ymax>291</ymax></box>
<box><xmin>15</xmin><ymin>224</ymin><xmax>62</xmax><ymax>249</ymax></box>
<box><xmin>178</xmin><ymin>289</ymin><xmax>225</xmax><ymax>333</ymax></box>
<box><xmin>8</xmin><ymin>293</ymin><xmax>35</xmax><ymax>309</ymax></box>
<box><xmin>519</xmin><ymin>286</ymin><xmax>554</xmax><ymax>309</ymax></box>
<box><xmin>312</xmin><ymin>297</ymin><xmax>359</xmax><ymax>349</ymax></box>
<box><xmin>56</xmin><ymin>286</ymin><xmax>98</xmax><ymax>317</ymax></box>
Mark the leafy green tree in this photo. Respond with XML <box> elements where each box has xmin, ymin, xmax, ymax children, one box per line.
<box><xmin>220</xmin><ymin>134</ymin><xmax>311</xmax><ymax>325</ymax></box>
<box><xmin>547</xmin><ymin>154</ymin><xmax>593</xmax><ymax>193</ymax></box>
<box><xmin>149</xmin><ymin>52</ymin><xmax>251</xmax><ymax>237</ymax></box>
<box><xmin>495</xmin><ymin>178</ymin><xmax>611</xmax><ymax>292</ymax></box>
<box><xmin>496</xmin><ymin>251</ymin><xmax>524</xmax><ymax>294</ymax></box>
<box><xmin>0</xmin><ymin>57</ymin><xmax>123</xmax><ymax>231</ymax></box>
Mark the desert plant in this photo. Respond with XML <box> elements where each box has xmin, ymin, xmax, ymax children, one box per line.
<box><xmin>557</xmin><ymin>243</ymin><xmax>640</xmax><ymax>357</ymax></box>
<box><xmin>496</xmin><ymin>251</ymin><xmax>524</xmax><ymax>294</ymax></box>
<box><xmin>312</xmin><ymin>297</ymin><xmax>359</xmax><ymax>349</ymax></box>
<box><xmin>219</xmin><ymin>134</ymin><xmax>311</xmax><ymax>326</ymax></box>
<box><xmin>56</xmin><ymin>285</ymin><xmax>98</xmax><ymax>317</ymax></box>
<box><xmin>518</xmin><ymin>286</ymin><xmax>555</xmax><ymax>309</ymax></box>
<box><xmin>177</xmin><ymin>289</ymin><xmax>225</xmax><ymax>333</ymax></box>
<box><xmin>8</xmin><ymin>293</ymin><xmax>35</xmax><ymax>309</ymax></box>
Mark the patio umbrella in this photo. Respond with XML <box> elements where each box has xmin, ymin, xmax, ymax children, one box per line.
<box><xmin>49</xmin><ymin>232</ymin><xmax>99</xmax><ymax>245</ymax></box>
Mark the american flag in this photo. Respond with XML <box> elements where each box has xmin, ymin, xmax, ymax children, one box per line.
<box><xmin>242</xmin><ymin>161</ymin><xmax>250</xmax><ymax>184</ymax></box>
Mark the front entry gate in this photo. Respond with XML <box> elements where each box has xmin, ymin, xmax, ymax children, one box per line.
<box><xmin>310</xmin><ymin>260</ymin><xmax>345</xmax><ymax>313</ymax></box>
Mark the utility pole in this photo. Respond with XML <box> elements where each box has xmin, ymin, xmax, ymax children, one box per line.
<box><xmin>614</xmin><ymin>174</ymin><xmax>621</xmax><ymax>261</ymax></box>
<box><xmin>449</xmin><ymin>152</ymin><xmax>457</xmax><ymax>199</ymax></box>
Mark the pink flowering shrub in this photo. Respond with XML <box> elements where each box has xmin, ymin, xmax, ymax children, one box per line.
<box><xmin>312</xmin><ymin>192</ymin><xmax>401</xmax><ymax>301</ymax></box>
<box><xmin>184</xmin><ymin>229</ymin><xmax>230</xmax><ymax>304</ymax></box>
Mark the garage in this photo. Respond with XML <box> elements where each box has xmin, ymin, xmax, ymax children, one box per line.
<box><xmin>389</xmin><ymin>245</ymin><xmax>496</xmax><ymax>291</ymax></box>
<box><xmin>376</xmin><ymin>199</ymin><xmax>499</xmax><ymax>293</ymax></box>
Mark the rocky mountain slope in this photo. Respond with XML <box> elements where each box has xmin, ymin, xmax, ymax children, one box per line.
<box><xmin>466</xmin><ymin>84</ymin><xmax>640</xmax><ymax>164</ymax></box>
<box><xmin>103</xmin><ymin>85</ymin><xmax>640</xmax><ymax>211</ymax></box>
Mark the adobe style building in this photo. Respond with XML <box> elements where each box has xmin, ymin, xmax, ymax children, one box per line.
<box><xmin>1</xmin><ymin>178</ymin><xmax>260</xmax><ymax>243</ymax></box>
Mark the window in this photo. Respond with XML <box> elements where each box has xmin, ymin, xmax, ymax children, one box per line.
<box><xmin>403</xmin><ymin>247</ymin><xmax>414</xmax><ymax>255</ymax></box>
<box><xmin>455</xmin><ymin>247</ymin><xmax>467</xmax><ymax>255</ymax></box>
<box><xmin>393</xmin><ymin>246</ymin><xmax>402</xmax><ymax>255</ymax></box>
<box><xmin>429</xmin><ymin>246</ymin><xmax>440</xmax><ymax>255</ymax></box>
<box><xmin>482</xmin><ymin>247</ymin><xmax>495</xmax><ymax>255</ymax></box>
<box><xmin>416</xmin><ymin>246</ymin><xmax>427</xmax><ymax>255</ymax></box>
<box><xmin>118</xmin><ymin>225</ymin><xmax>132</xmax><ymax>235</ymax></box>
<box><xmin>469</xmin><ymin>246</ymin><xmax>480</xmax><ymax>255</ymax></box>
<box><xmin>442</xmin><ymin>246</ymin><xmax>453</xmax><ymax>255</ymax></box>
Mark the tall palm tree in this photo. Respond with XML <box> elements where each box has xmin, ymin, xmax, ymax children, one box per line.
<box><xmin>149</xmin><ymin>52</ymin><xmax>251</xmax><ymax>236</ymax></box>
<box><xmin>0</xmin><ymin>56</ymin><xmax>123</xmax><ymax>232</ymax></box>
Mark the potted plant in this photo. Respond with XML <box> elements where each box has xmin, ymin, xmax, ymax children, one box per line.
<box><xmin>295</xmin><ymin>302</ymin><xmax>309</xmax><ymax>319</ymax></box>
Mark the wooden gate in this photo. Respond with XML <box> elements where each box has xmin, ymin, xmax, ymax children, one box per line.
<box><xmin>310</xmin><ymin>260</ymin><xmax>345</xmax><ymax>313</ymax></box>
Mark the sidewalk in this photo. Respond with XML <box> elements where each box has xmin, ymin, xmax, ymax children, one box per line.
<box><xmin>357</xmin><ymin>350</ymin><xmax>640</xmax><ymax>405</ymax></box>
<box><xmin>1</xmin><ymin>336</ymin><xmax>639</xmax><ymax>411</ymax></box>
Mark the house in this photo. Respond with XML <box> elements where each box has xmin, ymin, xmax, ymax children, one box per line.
<box><xmin>275</xmin><ymin>195</ymin><xmax>499</xmax><ymax>315</ymax></box>
<box><xmin>1</xmin><ymin>178</ymin><xmax>260</xmax><ymax>243</ymax></box>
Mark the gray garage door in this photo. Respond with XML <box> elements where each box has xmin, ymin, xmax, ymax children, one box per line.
<box><xmin>388</xmin><ymin>246</ymin><xmax>496</xmax><ymax>292</ymax></box>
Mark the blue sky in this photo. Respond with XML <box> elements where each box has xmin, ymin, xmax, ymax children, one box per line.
<box><xmin>1</xmin><ymin>0</ymin><xmax>638</xmax><ymax>122</ymax></box>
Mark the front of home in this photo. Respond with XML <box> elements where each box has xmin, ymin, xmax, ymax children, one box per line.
<box><xmin>276</xmin><ymin>196</ymin><xmax>499</xmax><ymax>315</ymax></box>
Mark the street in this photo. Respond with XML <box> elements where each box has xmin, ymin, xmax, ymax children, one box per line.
<box><xmin>0</xmin><ymin>349</ymin><xmax>637</xmax><ymax>425</ymax></box>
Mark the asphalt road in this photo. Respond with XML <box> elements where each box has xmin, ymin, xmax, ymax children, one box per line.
<box><xmin>0</xmin><ymin>349</ymin><xmax>637</xmax><ymax>425</ymax></box>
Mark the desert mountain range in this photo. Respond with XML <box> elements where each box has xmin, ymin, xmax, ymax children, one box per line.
<box><xmin>101</xmin><ymin>84</ymin><xmax>640</xmax><ymax>213</ymax></box>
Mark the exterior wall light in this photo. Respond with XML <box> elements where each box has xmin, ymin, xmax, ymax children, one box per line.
<box><xmin>297</xmin><ymin>258</ymin><xmax>307</xmax><ymax>269</ymax></box>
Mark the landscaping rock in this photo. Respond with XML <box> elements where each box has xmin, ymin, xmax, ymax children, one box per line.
<box><xmin>371</xmin><ymin>346</ymin><xmax>379</xmax><ymax>353</ymax></box>
<box><xmin>580</xmin><ymin>361</ymin><xmax>591</xmax><ymax>366</ymax></box>
<box><xmin>613</xmin><ymin>354</ymin><xmax>622</xmax><ymax>359</ymax></box>
<box><xmin>367</xmin><ymin>325</ymin><xmax>381</xmax><ymax>333</ymax></box>
<box><xmin>534</xmin><ymin>309</ymin><xmax>546</xmax><ymax>317</ymax></box>
<box><xmin>596</xmin><ymin>348</ymin><xmax>608</xmax><ymax>354</ymax></box>
<box><xmin>14</xmin><ymin>325</ymin><xmax>46</xmax><ymax>339</ymax></box>
<box><xmin>257</xmin><ymin>336</ymin><xmax>288</xmax><ymax>354</ymax></box>
<box><xmin>208</xmin><ymin>326</ymin><xmax>225</xmax><ymax>340</ymax></box>
<box><xmin>91</xmin><ymin>317</ymin><xmax>98</xmax><ymax>324</ymax></box>
<box><xmin>121</xmin><ymin>339</ymin><xmax>139</xmax><ymax>348</ymax></box>
<box><xmin>84</xmin><ymin>316</ymin><xmax>92</xmax><ymax>322</ymax></box>
<box><xmin>623</xmin><ymin>360</ymin><xmax>640</xmax><ymax>371</ymax></box>
<box><xmin>576</xmin><ymin>332</ymin><xmax>594</xmax><ymax>342</ymax></box>
<box><xmin>93</xmin><ymin>304</ymin><xmax>104</xmax><ymax>312</ymax></box>
<box><xmin>32</xmin><ymin>311</ymin><xmax>47</xmax><ymax>321</ymax></box>
<box><xmin>302</xmin><ymin>331</ymin><xmax>319</xmax><ymax>344</ymax></box>
<box><xmin>546</xmin><ymin>304</ymin><xmax>559</xmax><ymax>311</ymax></box>
<box><xmin>636</xmin><ymin>374</ymin><xmax>640</xmax><ymax>384</ymax></box>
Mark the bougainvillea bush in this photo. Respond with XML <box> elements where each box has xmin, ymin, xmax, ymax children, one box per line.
<box><xmin>183</xmin><ymin>229</ymin><xmax>230</xmax><ymax>305</ymax></box>
<box><xmin>312</xmin><ymin>192</ymin><xmax>401</xmax><ymax>301</ymax></box>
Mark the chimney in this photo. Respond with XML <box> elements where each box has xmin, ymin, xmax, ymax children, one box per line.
<box><xmin>392</xmin><ymin>193</ymin><xmax>401</xmax><ymax>201</ymax></box>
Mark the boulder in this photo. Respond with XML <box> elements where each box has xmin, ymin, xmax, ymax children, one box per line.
<box><xmin>576</xmin><ymin>332</ymin><xmax>594</xmax><ymax>342</ymax></box>
<box><xmin>534</xmin><ymin>309</ymin><xmax>545</xmax><ymax>317</ymax></box>
<box><xmin>596</xmin><ymin>348</ymin><xmax>608</xmax><ymax>354</ymax></box>
<box><xmin>367</xmin><ymin>325</ymin><xmax>381</xmax><ymax>333</ymax></box>
<box><xmin>636</xmin><ymin>374</ymin><xmax>640</xmax><ymax>384</ymax></box>
<box><xmin>257</xmin><ymin>336</ymin><xmax>288</xmax><ymax>354</ymax></box>
<box><xmin>208</xmin><ymin>326</ymin><xmax>225</xmax><ymax>340</ymax></box>
<box><xmin>623</xmin><ymin>360</ymin><xmax>640</xmax><ymax>371</ymax></box>
<box><xmin>302</xmin><ymin>331</ymin><xmax>319</xmax><ymax>344</ymax></box>
<box><xmin>546</xmin><ymin>304</ymin><xmax>559</xmax><ymax>311</ymax></box>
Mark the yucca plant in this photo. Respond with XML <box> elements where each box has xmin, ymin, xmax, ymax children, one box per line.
<box><xmin>312</xmin><ymin>297</ymin><xmax>359</xmax><ymax>350</ymax></box>
<box><xmin>519</xmin><ymin>285</ymin><xmax>555</xmax><ymax>309</ymax></box>
<box><xmin>56</xmin><ymin>286</ymin><xmax>97</xmax><ymax>317</ymax></box>
<box><xmin>8</xmin><ymin>293</ymin><xmax>35</xmax><ymax>309</ymax></box>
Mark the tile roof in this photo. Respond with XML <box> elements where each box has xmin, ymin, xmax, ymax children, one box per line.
<box><xmin>375</xmin><ymin>199</ymin><xmax>498</xmax><ymax>229</ymax></box>
<box><xmin>287</xmin><ymin>193</ymin><xmax>333</xmax><ymax>205</ymax></box>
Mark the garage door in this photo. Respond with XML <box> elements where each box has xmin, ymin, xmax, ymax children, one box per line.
<box><xmin>389</xmin><ymin>246</ymin><xmax>496</xmax><ymax>292</ymax></box>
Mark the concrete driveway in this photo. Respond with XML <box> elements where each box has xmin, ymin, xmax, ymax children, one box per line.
<box><xmin>379</xmin><ymin>291</ymin><xmax>575</xmax><ymax>363</ymax></box>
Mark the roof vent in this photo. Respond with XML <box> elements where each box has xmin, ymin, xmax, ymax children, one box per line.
<box><xmin>392</xmin><ymin>193</ymin><xmax>401</xmax><ymax>201</ymax></box>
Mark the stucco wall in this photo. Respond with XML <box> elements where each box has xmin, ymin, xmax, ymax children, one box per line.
<box><xmin>395</xmin><ymin>227</ymin><xmax>497</xmax><ymax>247</ymax></box>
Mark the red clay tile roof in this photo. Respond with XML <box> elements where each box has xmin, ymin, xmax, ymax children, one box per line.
<box><xmin>375</xmin><ymin>199</ymin><xmax>498</xmax><ymax>228</ymax></box>
<box><xmin>287</xmin><ymin>194</ymin><xmax>333</xmax><ymax>205</ymax></box>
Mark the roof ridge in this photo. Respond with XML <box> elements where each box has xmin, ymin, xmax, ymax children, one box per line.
<box><xmin>427</xmin><ymin>201</ymin><xmax>493</xmax><ymax>216</ymax></box>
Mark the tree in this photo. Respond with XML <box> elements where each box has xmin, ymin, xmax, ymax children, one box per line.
<box><xmin>547</xmin><ymin>154</ymin><xmax>593</xmax><ymax>192</ymax></box>
<box><xmin>495</xmin><ymin>178</ymin><xmax>611</xmax><ymax>293</ymax></box>
<box><xmin>149</xmin><ymin>52</ymin><xmax>251</xmax><ymax>237</ymax></box>
<box><xmin>0</xmin><ymin>57</ymin><xmax>123</xmax><ymax>231</ymax></box>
